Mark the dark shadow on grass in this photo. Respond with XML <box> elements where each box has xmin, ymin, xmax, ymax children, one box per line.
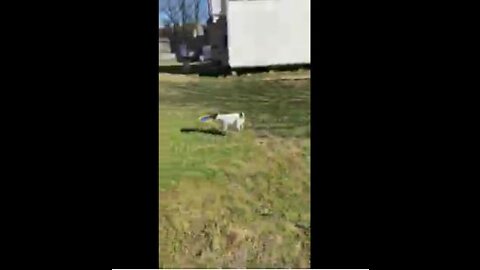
<box><xmin>159</xmin><ymin>63</ymin><xmax>309</xmax><ymax>77</ymax></box>
<box><xmin>159</xmin><ymin>62</ymin><xmax>230</xmax><ymax>77</ymax></box>
<box><xmin>233</xmin><ymin>64</ymin><xmax>310</xmax><ymax>76</ymax></box>
<box><xmin>180</xmin><ymin>127</ymin><xmax>226</xmax><ymax>136</ymax></box>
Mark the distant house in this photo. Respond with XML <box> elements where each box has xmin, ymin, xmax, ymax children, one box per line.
<box><xmin>162</xmin><ymin>0</ymin><xmax>310</xmax><ymax>69</ymax></box>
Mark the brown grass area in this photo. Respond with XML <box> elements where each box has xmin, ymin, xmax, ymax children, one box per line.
<box><xmin>160</xmin><ymin>136</ymin><xmax>310</xmax><ymax>268</ymax></box>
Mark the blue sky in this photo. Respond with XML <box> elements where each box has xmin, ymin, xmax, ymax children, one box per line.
<box><xmin>159</xmin><ymin>0</ymin><xmax>210</xmax><ymax>26</ymax></box>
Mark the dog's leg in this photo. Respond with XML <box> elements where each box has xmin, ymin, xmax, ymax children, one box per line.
<box><xmin>221</xmin><ymin>121</ymin><xmax>228</xmax><ymax>132</ymax></box>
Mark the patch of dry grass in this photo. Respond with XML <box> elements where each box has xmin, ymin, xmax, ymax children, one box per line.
<box><xmin>160</xmin><ymin>136</ymin><xmax>310</xmax><ymax>268</ymax></box>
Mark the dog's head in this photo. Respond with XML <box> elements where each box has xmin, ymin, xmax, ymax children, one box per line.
<box><xmin>240</xmin><ymin>112</ymin><xmax>245</xmax><ymax>118</ymax></box>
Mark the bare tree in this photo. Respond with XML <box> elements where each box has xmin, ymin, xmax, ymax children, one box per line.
<box><xmin>179</xmin><ymin>0</ymin><xmax>189</xmax><ymax>25</ymax></box>
<box><xmin>191</xmin><ymin>0</ymin><xmax>202</xmax><ymax>24</ymax></box>
<box><xmin>160</xmin><ymin>0</ymin><xmax>180</xmax><ymax>25</ymax></box>
<box><xmin>161</xmin><ymin>0</ymin><xmax>203</xmax><ymax>25</ymax></box>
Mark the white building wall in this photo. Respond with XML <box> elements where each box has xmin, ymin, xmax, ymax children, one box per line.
<box><xmin>227</xmin><ymin>0</ymin><xmax>310</xmax><ymax>68</ymax></box>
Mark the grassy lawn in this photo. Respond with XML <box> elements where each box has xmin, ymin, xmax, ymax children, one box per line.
<box><xmin>159</xmin><ymin>58</ymin><xmax>182</xmax><ymax>66</ymax></box>
<box><xmin>159</xmin><ymin>71</ymin><xmax>311</xmax><ymax>268</ymax></box>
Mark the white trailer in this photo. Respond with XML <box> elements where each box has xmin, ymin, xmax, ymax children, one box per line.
<box><xmin>207</xmin><ymin>0</ymin><xmax>310</xmax><ymax>68</ymax></box>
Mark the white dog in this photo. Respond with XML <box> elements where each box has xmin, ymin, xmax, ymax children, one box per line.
<box><xmin>200</xmin><ymin>112</ymin><xmax>245</xmax><ymax>132</ymax></box>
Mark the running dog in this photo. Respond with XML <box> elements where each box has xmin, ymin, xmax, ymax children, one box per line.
<box><xmin>199</xmin><ymin>112</ymin><xmax>245</xmax><ymax>132</ymax></box>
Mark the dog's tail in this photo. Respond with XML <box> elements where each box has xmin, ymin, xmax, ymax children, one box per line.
<box><xmin>199</xmin><ymin>113</ymin><xmax>218</xmax><ymax>122</ymax></box>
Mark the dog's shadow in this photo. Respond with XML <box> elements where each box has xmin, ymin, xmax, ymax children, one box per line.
<box><xmin>180</xmin><ymin>127</ymin><xmax>226</xmax><ymax>136</ymax></box>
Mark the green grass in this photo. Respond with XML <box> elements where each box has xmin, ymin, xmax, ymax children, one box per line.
<box><xmin>159</xmin><ymin>71</ymin><xmax>311</xmax><ymax>268</ymax></box>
